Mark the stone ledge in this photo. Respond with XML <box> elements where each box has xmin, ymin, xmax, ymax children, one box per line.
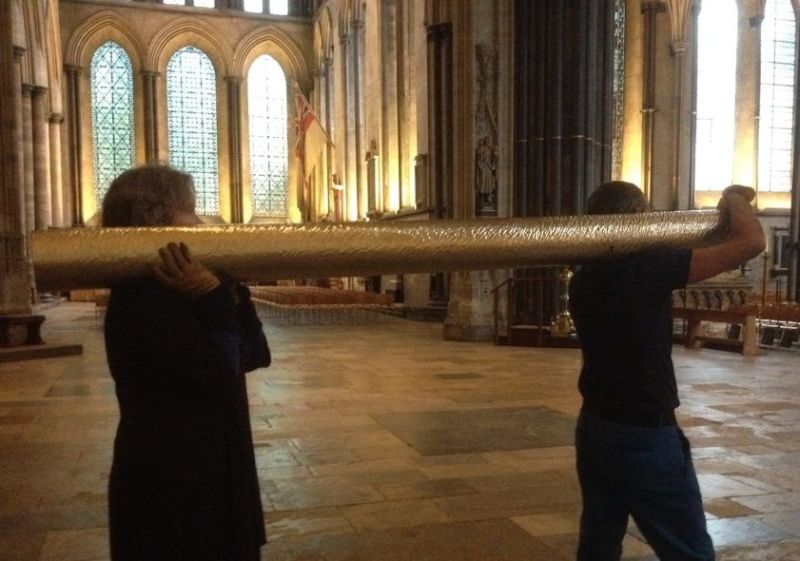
<box><xmin>0</xmin><ymin>342</ymin><xmax>84</xmax><ymax>363</ymax></box>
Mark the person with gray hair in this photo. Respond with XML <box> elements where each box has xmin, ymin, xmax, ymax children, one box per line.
<box><xmin>569</xmin><ymin>181</ymin><xmax>765</xmax><ymax>560</ymax></box>
<box><xmin>101</xmin><ymin>165</ymin><xmax>269</xmax><ymax>561</ymax></box>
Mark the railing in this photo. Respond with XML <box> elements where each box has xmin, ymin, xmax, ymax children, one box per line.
<box><xmin>673</xmin><ymin>285</ymin><xmax>750</xmax><ymax>311</ymax></box>
<box><xmin>673</xmin><ymin>281</ymin><xmax>800</xmax><ymax>351</ymax></box>
<box><xmin>490</xmin><ymin>269</ymin><xmax>567</xmax><ymax>346</ymax></box>
<box><xmin>249</xmin><ymin>285</ymin><xmax>396</xmax><ymax>326</ymax></box>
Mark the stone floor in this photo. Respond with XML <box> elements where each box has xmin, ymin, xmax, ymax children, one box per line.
<box><xmin>1</xmin><ymin>302</ymin><xmax>799</xmax><ymax>560</ymax></box>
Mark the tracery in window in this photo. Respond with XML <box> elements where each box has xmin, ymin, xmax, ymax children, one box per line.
<box><xmin>167</xmin><ymin>46</ymin><xmax>219</xmax><ymax>215</ymax></box>
<box><xmin>91</xmin><ymin>41</ymin><xmax>135</xmax><ymax>208</ymax></box>
<box><xmin>693</xmin><ymin>0</ymin><xmax>738</xmax><ymax>191</ymax></box>
<box><xmin>248</xmin><ymin>54</ymin><xmax>288</xmax><ymax>216</ymax></box>
<box><xmin>759</xmin><ymin>0</ymin><xmax>796</xmax><ymax>193</ymax></box>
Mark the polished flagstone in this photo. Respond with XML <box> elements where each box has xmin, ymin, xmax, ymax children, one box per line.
<box><xmin>1</xmin><ymin>302</ymin><xmax>799</xmax><ymax>560</ymax></box>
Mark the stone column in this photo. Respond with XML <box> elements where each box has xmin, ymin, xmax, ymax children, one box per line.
<box><xmin>12</xmin><ymin>47</ymin><xmax>26</xmax><ymax>237</ymax></box>
<box><xmin>376</xmin><ymin>0</ymin><xmax>401</xmax><ymax>211</ymax></box>
<box><xmin>424</xmin><ymin>18</ymin><xmax>455</xmax><ymax>310</ymax></box>
<box><xmin>426</xmin><ymin>22</ymin><xmax>454</xmax><ymax>221</ymax></box>
<box><xmin>32</xmin><ymin>86</ymin><xmax>52</xmax><ymax>230</ymax></box>
<box><xmin>641</xmin><ymin>0</ymin><xmax>661</xmax><ymax>204</ymax></box>
<box><xmin>308</xmin><ymin>64</ymin><xmax>326</xmax><ymax>220</ymax></box>
<box><xmin>787</xmin><ymin>11</ymin><xmax>800</xmax><ymax>301</ymax></box>
<box><xmin>340</xmin><ymin>30</ymin><xmax>356</xmax><ymax>221</ymax></box>
<box><xmin>442</xmin><ymin>0</ymin><xmax>512</xmax><ymax>343</ymax></box>
<box><xmin>0</xmin><ymin>33</ymin><xmax>31</xmax><ymax>317</ymax></box>
<box><xmin>382</xmin><ymin>0</ymin><xmax>401</xmax><ymax>213</ymax></box>
<box><xmin>0</xmin><ymin>0</ymin><xmax>48</xmax><ymax>347</ymax></box>
<box><xmin>21</xmin><ymin>84</ymin><xmax>35</xmax><ymax>239</ymax></box>
<box><xmin>225</xmin><ymin>77</ymin><xmax>243</xmax><ymax>223</ymax></box>
<box><xmin>670</xmin><ymin>41</ymin><xmax>688</xmax><ymax>210</ymax></box>
<box><xmin>49</xmin><ymin>113</ymin><xmax>64</xmax><ymax>228</ymax></box>
<box><xmin>64</xmin><ymin>64</ymin><xmax>83</xmax><ymax>225</ymax></box>
<box><xmin>487</xmin><ymin>0</ymin><xmax>617</xmax><ymax>343</ymax></box>
<box><xmin>666</xmin><ymin>0</ymin><xmax>696</xmax><ymax>211</ymax></box>
<box><xmin>791</xmin><ymin>138</ymin><xmax>800</xmax><ymax>300</ymax></box>
<box><xmin>21</xmin><ymin>84</ymin><xmax>38</xmax><ymax>298</ymax></box>
<box><xmin>397</xmin><ymin>0</ymin><xmax>412</xmax><ymax>210</ymax></box>
<box><xmin>352</xmin><ymin>17</ymin><xmax>367</xmax><ymax>219</ymax></box>
<box><xmin>322</xmin><ymin>57</ymin><xmax>334</xmax><ymax>218</ymax></box>
<box><xmin>141</xmin><ymin>71</ymin><xmax>159</xmax><ymax>164</ymax></box>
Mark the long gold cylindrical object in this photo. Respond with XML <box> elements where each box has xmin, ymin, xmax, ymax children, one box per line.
<box><xmin>32</xmin><ymin>210</ymin><xmax>724</xmax><ymax>291</ymax></box>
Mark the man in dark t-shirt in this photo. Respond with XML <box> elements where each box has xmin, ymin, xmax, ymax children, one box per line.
<box><xmin>568</xmin><ymin>182</ymin><xmax>765</xmax><ymax>561</ymax></box>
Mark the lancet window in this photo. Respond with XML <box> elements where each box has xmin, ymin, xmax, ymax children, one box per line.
<box><xmin>248</xmin><ymin>54</ymin><xmax>289</xmax><ymax>216</ymax></box>
<box><xmin>90</xmin><ymin>41</ymin><xmax>135</xmax><ymax>208</ymax></box>
<box><xmin>167</xmin><ymin>46</ymin><xmax>220</xmax><ymax>215</ymax></box>
<box><xmin>759</xmin><ymin>0</ymin><xmax>797</xmax><ymax>193</ymax></box>
<box><xmin>694</xmin><ymin>0</ymin><xmax>738</xmax><ymax>191</ymax></box>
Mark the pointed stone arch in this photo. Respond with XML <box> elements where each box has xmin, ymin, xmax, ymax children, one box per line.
<box><xmin>64</xmin><ymin>11</ymin><xmax>145</xmax><ymax>72</ymax></box>
<box><xmin>148</xmin><ymin>17</ymin><xmax>233</xmax><ymax>77</ymax></box>
<box><xmin>233</xmin><ymin>25</ymin><xmax>310</xmax><ymax>88</ymax></box>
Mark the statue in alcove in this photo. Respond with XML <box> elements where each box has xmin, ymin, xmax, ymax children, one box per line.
<box><xmin>474</xmin><ymin>135</ymin><xmax>497</xmax><ymax>214</ymax></box>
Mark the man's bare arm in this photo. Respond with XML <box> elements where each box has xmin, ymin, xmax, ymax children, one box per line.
<box><xmin>687</xmin><ymin>186</ymin><xmax>766</xmax><ymax>284</ymax></box>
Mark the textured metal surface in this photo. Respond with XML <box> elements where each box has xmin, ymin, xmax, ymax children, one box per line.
<box><xmin>32</xmin><ymin>210</ymin><xmax>724</xmax><ymax>290</ymax></box>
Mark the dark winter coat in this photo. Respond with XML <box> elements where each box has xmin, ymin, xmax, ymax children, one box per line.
<box><xmin>104</xmin><ymin>279</ymin><xmax>269</xmax><ymax>561</ymax></box>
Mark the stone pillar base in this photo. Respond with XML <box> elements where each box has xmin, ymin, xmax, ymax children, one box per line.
<box><xmin>442</xmin><ymin>322</ymin><xmax>494</xmax><ymax>342</ymax></box>
<box><xmin>0</xmin><ymin>314</ymin><xmax>45</xmax><ymax>347</ymax></box>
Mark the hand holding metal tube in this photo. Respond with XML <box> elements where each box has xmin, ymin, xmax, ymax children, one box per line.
<box><xmin>718</xmin><ymin>185</ymin><xmax>765</xmax><ymax>253</ymax></box>
<box><xmin>151</xmin><ymin>242</ymin><xmax>220</xmax><ymax>299</ymax></box>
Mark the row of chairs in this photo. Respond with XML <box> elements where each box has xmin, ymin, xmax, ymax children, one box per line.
<box><xmin>249</xmin><ymin>285</ymin><xmax>393</xmax><ymax>306</ymax></box>
<box><xmin>251</xmin><ymin>299</ymin><xmax>398</xmax><ymax>326</ymax></box>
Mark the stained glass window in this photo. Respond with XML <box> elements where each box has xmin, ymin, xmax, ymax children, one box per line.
<box><xmin>194</xmin><ymin>0</ymin><xmax>215</xmax><ymax>7</ymax></box>
<box><xmin>91</xmin><ymin>41</ymin><xmax>134</xmax><ymax>209</ymax></box>
<box><xmin>248</xmin><ymin>55</ymin><xmax>288</xmax><ymax>216</ymax></box>
<box><xmin>694</xmin><ymin>0</ymin><xmax>738</xmax><ymax>191</ymax></box>
<box><xmin>167</xmin><ymin>46</ymin><xmax>219</xmax><ymax>215</ymax></box>
<box><xmin>759</xmin><ymin>0</ymin><xmax>796</xmax><ymax>193</ymax></box>
<box><xmin>611</xmin><ymin>0</ymin><xmax>625</xmax><ymax>181</ymax></box>
<box><xmin>270</xmin><ymin>0</ymin><xmax>289</xmax><ymax>15</ymax></box>
<box><xmin>162</xmin><ymin>0</ymin><xmax>185</xmax><ymax>5</ymax></box>
<box><xmin>244</xmin><ymin>0</ymin><xmax>263</xmax><ymax>13</ymax></box>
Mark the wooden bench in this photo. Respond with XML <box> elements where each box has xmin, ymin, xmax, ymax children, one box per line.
<box><xmin>673</xmin><ymin>308</ymin><xmax>759</xmax><ymax>356</ymax></box>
